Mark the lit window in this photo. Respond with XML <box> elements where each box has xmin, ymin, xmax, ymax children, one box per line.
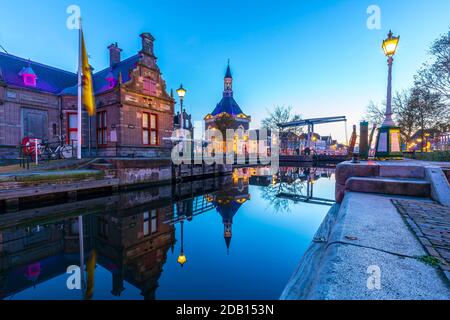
<box><xmin>143</xmin><ymin>78</ymin><xmax>156</xmax><ymax>96</ymax></box>
<box><xmin>97</xmin><ymin>111</ymin><xmax>107</xmax><ymax>146</ymax></box>
<box><xmin>143</xmin><ymin>210</ymin><xmax>158</xmax><ymax>236</ymax></box>
<box><xmin>67</xmin><ymin>113</ymin><xmax>78</xmax><ymax>145</ymax></box>
<box><xmin>143</xmin><ymin>112</ymin><xmax>158</xmax><ymax>145</ymax></box>
<box><xmin>23</xmin><ymin>74</ymin><xmax>37</xmax><ymax>87</ymax></box>
<box><xmin>143</xmin><ymin>211</ymin><xmax>150</xmax><ymax>236</ymax></box>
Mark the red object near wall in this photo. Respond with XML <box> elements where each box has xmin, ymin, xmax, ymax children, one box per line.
<box><xmin>21</xmin><ymin>137</ymin><xmax>41</xmax><ymax>160</ymax></box>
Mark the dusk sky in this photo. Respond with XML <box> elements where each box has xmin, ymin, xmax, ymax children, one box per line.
<box><xmin>1</xmin><ymin>0</ymin><xmax>449</xmax><ymax>142</ymax></box>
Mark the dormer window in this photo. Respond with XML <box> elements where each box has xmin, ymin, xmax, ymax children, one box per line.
<box><xmin>24</xmin><ymin>74</ymin><xmax>36</xmax><ymax>87</ymax></box>
<box><xmin>105</xmin><ymin>70</ymin><xmax>116</xmax><ymax>89</ymax></box>
<box><xmin>19</xmin><ymin>64</ymin><xmax>37</xmax><ymax>87</ymax></box>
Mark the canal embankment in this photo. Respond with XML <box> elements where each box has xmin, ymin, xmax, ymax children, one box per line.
<box><xmin>0</xmin><ymin>157</ymin><xmax>234</xmax><ymax>212</ymax></box>
<box><xmin>281</xmin><ymin>159</ymin><xmax>450</xmax><ymax>300</ymax></box>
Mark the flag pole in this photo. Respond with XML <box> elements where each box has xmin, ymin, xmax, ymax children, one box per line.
<box><xmin>77</xmin><ymin>17</ymin><xmax>83</xmax><ymax>160</ymax></box>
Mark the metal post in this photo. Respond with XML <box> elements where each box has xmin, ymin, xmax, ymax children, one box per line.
<box><xmin>382</xmin><ymin>56</ymin><xmax>394</xmax><ymax>127</ymax></box>
<box><xmin>88</xmin><ymin>116</ymin><xmax>91</xmax><ymax>158</ymax></box>
<box><xmin>307</xmin><ymin>124</ymin><xmax>311</xmax><ymax>149</ymax></box>
<box><xmin>35</xmin><ymin>139</ymin><xmax>38</xmax><ymax>165</ymax></box>
<box><xmin>77</xmin><ymin>18</ymin><xmax>82</xmax><ymax>160</ymax></box>
<box><xmin>180</xmin><ymin>98</ymin><xmax>184</xmax><ymax>132</ymax></box>
<box><xmin>179</xmin><ymin>98</ymin><xmax>184</xmax><ymax>155</ymax></box>
<box><xmin>78</xmin><ymin>215</ymin><xmax>86</xmax><ymax>293</ymax></box>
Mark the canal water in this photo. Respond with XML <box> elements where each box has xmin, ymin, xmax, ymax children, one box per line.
<box><xmin>0</xmin><ymin>166</ymin><xmax>335</xmax><ymax>300</ymax></box>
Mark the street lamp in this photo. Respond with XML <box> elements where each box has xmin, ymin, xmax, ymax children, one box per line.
<box><xmin>177</xmin><ymin>84</ymin><xmax>186</xmax><ymax>131</ymax></box>
<box><xmin>375</xmin><ymin>30</ymin><xmax>402</xmax><ymax>159</ymax></box>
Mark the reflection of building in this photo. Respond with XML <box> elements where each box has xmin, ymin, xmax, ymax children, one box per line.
<box><xmin>0</xmin><ymin>219</ymin><xmax>92</xmax><ymax>298</ymax></box>
<box><xmin>0</xmin><ymin>190</ymin><xmax>175</xmax><ymax>300</ymax></box>
<box><xmin>207</xmin><ymin>173</ymin><xmax>250</xmax><ymax>253</ymax></box>
<box><xmin>94</xmin><ymin>203</ymin><xmax>175</xmax><ymax>299</ymax></box>
<box><xmin>0</xmin><ymin>177</ymin><xmax>236</xmax><ymax>299</ymax></box>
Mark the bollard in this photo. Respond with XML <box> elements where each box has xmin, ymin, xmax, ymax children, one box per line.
<box><xmin>351</xmin><ymin>152</ymin><xmax>360</xmax><ymax>163</ymax></box>
<box><xmin>359</xmin><ymin>121</ymin><xmax>369</xmax><ymax>160</ymax></box>
<box><xmin>35</xmin><ymin>139</ymin><xmax>39</xmax><ymax>165</ymax></box>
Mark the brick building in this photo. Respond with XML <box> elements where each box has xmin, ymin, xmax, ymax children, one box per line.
<box><xmin>0</xmin><ymin>32</ymin><xmax>175</xmax><ymax>160</ymax></box>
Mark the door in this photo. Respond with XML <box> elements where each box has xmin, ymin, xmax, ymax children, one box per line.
<box><xmin>22</xmin><ymin>108</ymin><xmax>48</xmax><ymax>139</ymax></box>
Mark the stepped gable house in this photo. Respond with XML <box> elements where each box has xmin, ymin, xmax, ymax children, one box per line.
<box><xmin>0</xmin><ymin>32</ymin><xmax>175</xmax><ymax>159</ymax></box>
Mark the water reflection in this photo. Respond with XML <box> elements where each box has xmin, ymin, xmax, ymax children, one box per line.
<box><xmin>0</xmin><ymin>166</ymin><xmax>335</xmax><ymax>300</ymax></box>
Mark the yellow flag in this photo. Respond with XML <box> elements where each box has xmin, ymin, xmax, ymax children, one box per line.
<box><xmin>84</xmin><ymin>250</ymin><xmax>96</xmax><ymax>300</ymax></box>
<box><xmin>81</xmin><ymin>30</ymin><xmax>95</xmax><ymax>116</ymax></box>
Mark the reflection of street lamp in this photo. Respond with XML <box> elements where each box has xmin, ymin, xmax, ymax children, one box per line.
<box><xmin>376</xmin><ymin>30</ymin><xmax>402</xmax><ymax>159</ymax></box>
<box><xmin>177</xmin><ymin>219</ymin><xmax>187</xmax><ymax>267</ymax></box>
<box><xmin>312</xmin><ymin>136</ymin><xmax>317</xmax><ymax>150</ymax></box>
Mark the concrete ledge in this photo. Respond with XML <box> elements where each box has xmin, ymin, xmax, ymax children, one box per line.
<box><xmin>335</xmin><ymin>160</ymin><xmax>447</xmax><ymax>203</ymax></box>
<box><xmin>0</xmin><ymin>178</ymin><xmax>119</xmax><ymax>201</ymax></box>
<box><xmin>281</xmin><ymin>192</ymin><xmax>450</xmax><ymax>300</ymax></box>
<box><xmin>345</xmin><ymin>177</ymin><xmax>430</xmax><ymax>198</ymax></box>
<box><xmin>425</xmin><ymin>166</ymin><xmax>450</xmax><ymax>206</ymax></box>
<box><xmin>379</xmin><ymin>165</ymin><xmax>425</xmax><ymax>179</ymax></box>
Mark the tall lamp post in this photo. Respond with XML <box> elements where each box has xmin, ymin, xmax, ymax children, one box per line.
<box><xmin>375</xmin><ymin>30</ymin><xmax>402</xmax><ymax>159</ymax></box>
<box><xmin>176</xmin><ymin>84</ymin><xmax>187</xmax><ymax>132</ymax></box>
<box><xmin>176</xmin><ymin>84</ymin><xmax>187</xmax><ymax>155</ymax></box>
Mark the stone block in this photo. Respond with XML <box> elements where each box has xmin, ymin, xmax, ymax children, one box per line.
<box><xmin>336</xmin><ymin>162</ymin><xmax>379</xmax><ymax>185</ymax></box>
<box><xmin>425</xmin><ymin>167</ymin><xmax>450</xmax><ymax>206</ymax></box>
<box><xmin>335</xmin><ymin>182</ymin><xmax>345</xmax><ymax>203</ymax></box>
<box><xmin>379</xmin><ymin>165</ymin><xmax>425</xmax><ymax>179</ymax></box>
<box><xmin>345</xmin><ymin>177</ymin><xmax>430</xmax><ymax>198</ymax></box>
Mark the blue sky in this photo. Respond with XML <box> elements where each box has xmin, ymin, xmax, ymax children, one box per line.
<box><xmin>0</xmin><ymin>0</ymin><xmax>448</xmax><ymax>142</ymax></box>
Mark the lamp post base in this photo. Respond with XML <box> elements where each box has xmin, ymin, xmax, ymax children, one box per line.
<box><xmin>375</xmin><ymin>126</ymin><xmax>403</xmax><ymax>159</ymax></box>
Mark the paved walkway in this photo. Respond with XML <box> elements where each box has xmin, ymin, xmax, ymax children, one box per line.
<box><xmin>281</xmin><ymin>192</ymin><xmax>450</xmax><ymax>299</ymax></box>
<box><xmin>393</xmin><ymin>199</ymin><xmax>450</xmax><ymax>282</ymax></box>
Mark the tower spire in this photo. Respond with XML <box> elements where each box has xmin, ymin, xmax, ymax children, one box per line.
<box><xmin>224</xmin><ymin>61</ymin><xmax>233</xmax><ymax>96</ymax></box>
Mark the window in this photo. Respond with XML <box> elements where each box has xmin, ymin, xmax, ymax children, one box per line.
<box><xmin>143</xmin><ymin>112</ymin><xmax>158</xmax><ymax>145</ymax></box>
<box><xmin>23</xmin><ymin>108</ymin><xmax>47</xmax><ymax>140</ymax></box>
<box><xmin>69</xmin><ymin>219</ymin><xmax>79</xmax><ymax>236</ymax></box>
<box><xmin>23</xmin><ymin>74</ymin><xmax>36</xmax><ymax>87</ymax></box>
<box><xmin>143</xmin><ymin>210</ymin><xmax>158</xmax><ymax>236</ymax></box>
<box><xmin>143</xmin><ymin>78</ymin><xmax>156</xmax><ymax>96</ymax></box>
<box><xmin>67</xmin><ymin>113</ymin><xmax>78</xmax><ymax>145</ymax></box>
<box><xmin>98</xmin><ymin>216</ymin><xmax>109</xmax><ymax>238</ymax></box>
<box><xmin>97</xmin><ymin>111</ymin><xmax>107</xmax><ymax>146</ymax></box>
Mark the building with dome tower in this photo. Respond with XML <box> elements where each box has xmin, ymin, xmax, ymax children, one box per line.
<box><xmin>204</xmin><ymin>62</ymin><xmax>251</xmax><ymax>133</ymax></box>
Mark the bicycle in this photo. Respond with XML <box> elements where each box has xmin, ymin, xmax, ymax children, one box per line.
<box><xmin>38</xmin><ymin>135</ymin><xmax>74</xmax><ymax>161</ymax></box>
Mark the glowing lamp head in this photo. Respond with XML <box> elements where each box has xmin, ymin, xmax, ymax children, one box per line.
<box><xmin>382</xmin><ymin>30</ymin><xmax>400</xmax><ymax>57</ymax></box>
<box><xmin>177</xmin><ymin>254</ymin><xmax>187</xmax><ymax>266</ymax></box>
<box><xmin>176</xmin><ymin>84</ymin><xmax>186</xmax><ymax>98</ymax></box>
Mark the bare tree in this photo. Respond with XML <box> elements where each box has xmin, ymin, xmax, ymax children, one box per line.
<box><xmin>395</xmin><ymin>90</ymin><xmax>418</xmax><ymax>142</ymax></box>
<box><xmin>364</xmin><ymin>100</ymin><xmax>387</xmax><ymax>127</ymax></box>
<box><xmin>408</xmin><ymin>86</ymin><xmax>448</xmax><ymax>151</ymax></box>
<box><xmin>415</xmin><ymin>29</ymin><xmax>450</xmax><ymax>103</ymax></box>
<box><xmin>261</xmin><ymin>106</ymin><xmax>302</xmax><ymax>135</ymax></box>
